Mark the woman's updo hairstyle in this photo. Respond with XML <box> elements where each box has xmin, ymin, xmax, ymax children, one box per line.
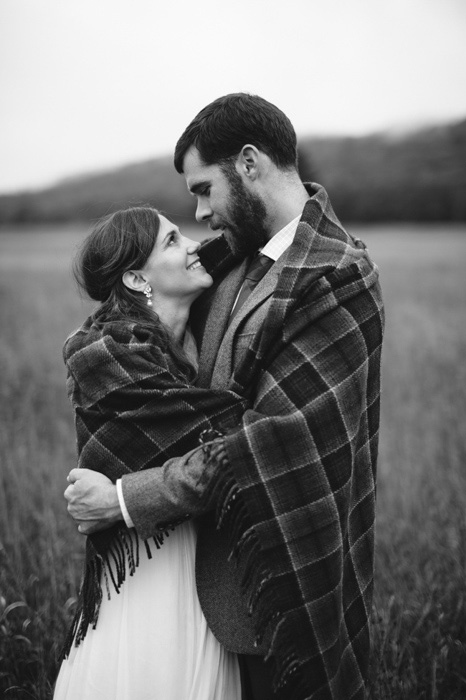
<box><xmin>74</xmin><ymin>206</ymin><xmax>195</xmax><ymax>379</ymax></box>
<box><xmin>74</xmin><ymin>207</ymin><xmax>160</xmax><ymax>320</ymax></box>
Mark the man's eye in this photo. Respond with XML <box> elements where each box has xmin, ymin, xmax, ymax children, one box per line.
<box><xmin>202</xmin><ymin>187</ymin><xmax>210</xmax><ymax>196</ymax></box>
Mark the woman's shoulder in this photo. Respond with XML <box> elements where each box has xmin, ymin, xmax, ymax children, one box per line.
<box><xmin>95</xmin><ymin>317</ymin><xmax>157</xmax><ymax>345</ymax></box>
<box><xmin>63</xmin><ymin>315</ymin><xmax>163</xmax><ymax>362</ymax></box>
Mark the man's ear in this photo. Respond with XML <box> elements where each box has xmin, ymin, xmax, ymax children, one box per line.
<box><xmin>237</xmin><ymin>144</ymin><xmax>261</xmax><ymax>180</ymax></box>
<box><xmin>122</xmin><ymin>269</ymin><xmax>148</xmax><ymax>292</ymax></box>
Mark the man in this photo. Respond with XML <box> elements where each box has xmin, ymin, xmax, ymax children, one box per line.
<box><xmin>66</xmin><ymin>93</ymin><xmax>384</xmax><ymax>699</ymax></box>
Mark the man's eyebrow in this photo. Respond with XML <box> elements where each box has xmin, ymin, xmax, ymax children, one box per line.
<box><xmin>188</xmin><ymin>180</ymin><xmax>210</xmax><ymax>195</ymax></box>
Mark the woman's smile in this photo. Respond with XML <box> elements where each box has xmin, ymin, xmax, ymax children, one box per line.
<box><xmin>142</xmin><ymin>215</ymin><xmax>213</xmax><ymax>301</ymax></box>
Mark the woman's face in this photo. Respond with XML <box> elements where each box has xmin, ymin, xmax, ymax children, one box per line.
<box><xmin>142</xmin><ymin>215</ymin><xmax>213</xmax><ymax>302</ymax></box>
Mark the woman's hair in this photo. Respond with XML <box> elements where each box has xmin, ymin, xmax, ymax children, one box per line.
<box><xmin>74</xmin><ymin>206</ymin><xmax>196</xmax><ymax>379</ymax></box>
<box><xmin>174</xmin><ymin>92</ymin><xmax>298</xmax><ymax>174</ymax></box>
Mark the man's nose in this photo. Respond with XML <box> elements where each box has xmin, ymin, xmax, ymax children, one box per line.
<box><xmin>195</xmin><ymin>199</ymin><xmax>212</xmax><ymax>223</ymax></box>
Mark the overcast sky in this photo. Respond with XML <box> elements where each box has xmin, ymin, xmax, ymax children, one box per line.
<box><xmin>1</xmin><ymin>0</ymin><xmax>465</xmax><ymax>194</ymax></box>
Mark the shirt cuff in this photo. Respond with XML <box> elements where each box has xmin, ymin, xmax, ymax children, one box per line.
<box><xmin>116</xmin><ymin>478</ymin><xmax>135</xmax><ymax>529</ymax></box>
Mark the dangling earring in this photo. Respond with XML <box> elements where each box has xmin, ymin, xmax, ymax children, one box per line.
<box><xmin>143</xmin><ymin>285</ymin><xmax>153</xmax><ymax>306</ymax></box>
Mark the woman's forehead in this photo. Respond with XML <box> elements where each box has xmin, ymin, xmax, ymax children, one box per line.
<box><xmin>157</xmin><ymin>215</ymin><xmax>179</xmax><ymax>238</ymax></box>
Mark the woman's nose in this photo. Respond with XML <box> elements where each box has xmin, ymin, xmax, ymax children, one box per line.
<box><xmin>183</xmin><ymin>236</ymin><xmax>200</xmax><ymax>254</ymax></box>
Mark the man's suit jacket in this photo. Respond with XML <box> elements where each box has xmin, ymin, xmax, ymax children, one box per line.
<box><xmin>122</xmin><ymin>252</ymin><xmax>281</xmax><ymax>654</ymax></box>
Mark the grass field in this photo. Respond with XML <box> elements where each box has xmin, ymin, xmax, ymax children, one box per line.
<box><xmin>1</xmin><ymin>223</ymin><xmax>465</xmax><ymax>699</ymax></box>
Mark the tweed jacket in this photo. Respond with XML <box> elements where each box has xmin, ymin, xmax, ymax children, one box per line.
<box><xmin>122</xmin><ymin>183</ymin><xmax>384</xmax><ymax>700</ymax></box>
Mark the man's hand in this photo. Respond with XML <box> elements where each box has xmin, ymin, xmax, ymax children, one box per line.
<box><xmin>65</xmin><ymin>469</ymin><xmax>122</xmax><ymax>535</ymax></box>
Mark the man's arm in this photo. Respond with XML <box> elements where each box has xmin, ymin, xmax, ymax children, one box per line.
<box><xmin>120</xmin><ymin>444</ymin><xmax>218</xmax><ymax>541</ymax></box>
<box><xmin>65</xmin><ymin>443</ymin><xmax>219</xmax><ymax>538</ymax></box>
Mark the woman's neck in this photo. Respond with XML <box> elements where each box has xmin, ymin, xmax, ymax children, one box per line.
<box><xmin>151</xmin><ymin>299</ymin><xmax>191</xmax><ymax>342</ymax></box>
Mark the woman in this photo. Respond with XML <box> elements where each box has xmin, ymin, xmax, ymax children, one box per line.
<box><xmin>54</xmin><ymin>207</ymin><xmax>246</xmax><ymax>700</ymax></box>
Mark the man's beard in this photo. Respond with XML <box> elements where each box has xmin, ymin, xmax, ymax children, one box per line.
<box><xmin>221</xmin><ymin>165</ymin><xmax>269</xmax><ymax>257</ymax></box>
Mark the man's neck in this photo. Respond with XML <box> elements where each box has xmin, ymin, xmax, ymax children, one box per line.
<box><xmin>264</xmin><ymin>178</ymin><xmax>310</xmax><ymax>240</ymax></box>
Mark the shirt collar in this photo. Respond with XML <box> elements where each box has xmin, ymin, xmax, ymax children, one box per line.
<box><xmin>260</xmin><ymin>215</ymin><xmax>301</xmax><ymax>262</ymax></box>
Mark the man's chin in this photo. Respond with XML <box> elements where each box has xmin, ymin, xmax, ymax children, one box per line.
<box><xmin>223</xmin><ymin>227</ymin><xmax>267</xmax><ymax>259</ymax></box>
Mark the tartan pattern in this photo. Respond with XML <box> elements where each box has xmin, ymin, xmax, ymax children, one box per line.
<box><xmin>65</xmin><ymin>320</ymin><xmax>246</xmax><ymax>477</ymax></box>
<box><xmin>202</xmin><ymin>184</ymin><xmax>385</xmax><ymax>699</ymax></box>
<box><xmin>62</xmin><ymin>317</ymin><xmax>246</xmax><ymax>653</ymax></box>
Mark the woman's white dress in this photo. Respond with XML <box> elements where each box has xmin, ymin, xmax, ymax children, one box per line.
<box><xmin>54</xmin><ymin>522</ymin><xmax>241</xmax><ymax>700</ymax></box>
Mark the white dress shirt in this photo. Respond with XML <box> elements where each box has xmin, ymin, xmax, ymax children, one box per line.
<box><xmin>117</xmin><ymin>214</ymin><xmax>301</xmax><ymax>528</ymax></box>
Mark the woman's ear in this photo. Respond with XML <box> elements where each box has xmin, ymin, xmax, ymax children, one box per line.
<box><xmin>122</xmin><ymin>269</ymin><xmax>148</xmax><ymax>292</ymax></box>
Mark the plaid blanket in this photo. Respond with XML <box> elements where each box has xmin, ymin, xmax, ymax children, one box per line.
<box><xmin>62</xmin><ymin>315</ymin><xmax>246</xmax><ymax>654</ymax></box>
<box><xmin>202</xmin><ymin>185</ymin><xmax>385</xmax><ymax>699</ymax></box>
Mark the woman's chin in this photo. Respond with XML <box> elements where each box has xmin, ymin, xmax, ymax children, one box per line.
<box><xmin>195</xmin><ymin>271</ymin><xmax>214</xmax><ymax>290</ymax></box>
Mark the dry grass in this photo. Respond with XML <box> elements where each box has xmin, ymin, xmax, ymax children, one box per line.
<box><xmin>361</xmin><ymin>226</ymin><xmax>466</xmax><ymax>699</ymax></box>
<box><xmin>0</xmin><ymin>223</ymin><xmax>465</xmax><ymax>699</ymax></box>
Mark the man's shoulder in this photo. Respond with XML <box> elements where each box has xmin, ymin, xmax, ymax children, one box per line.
<box><xmin>294</xmin><ymin>184</ymin><xmax>378</xmax><ymax>279</ymax></box>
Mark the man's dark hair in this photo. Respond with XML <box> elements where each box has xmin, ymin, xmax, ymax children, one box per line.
<box><xmin>174</xmin><ymin>93</ymin><xmax>298</xmax><ymax>173</ymax></box>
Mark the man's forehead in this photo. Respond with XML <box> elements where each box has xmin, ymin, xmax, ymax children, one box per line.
<box><xmin>183</xmin><ymin>146</ymin><xmax>219</xmax><ymax>189</ymax></box>
<box><xmin>182</xmin><ymin>145</ymin><xmax>202</xmax><ymax>170</ymax></box>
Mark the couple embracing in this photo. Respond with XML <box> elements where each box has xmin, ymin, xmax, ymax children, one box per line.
<box><xmin>54</xmin><ymin>93</ymin><xmax>384</xmax><ymax>700</ymax></box>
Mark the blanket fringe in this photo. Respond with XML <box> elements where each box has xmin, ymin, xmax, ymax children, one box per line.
<box><xmin>201</xmin><ymin>436</ymin><xmax>310</xmax><ymax>697</ymax></box>
<box><xmin>61</xmin><ymin>523</ymin><xmax>174</xmax><ymax>660</ymax></box>
<box><xmin>61</xmin><ymin>551</ymin><xmax>103</xmax><ymax>659</ymax></box>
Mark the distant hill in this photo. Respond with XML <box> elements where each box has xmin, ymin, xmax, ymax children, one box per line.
<box><xmin>1</xmin><ymin>119</ymin><xmax>465</xmax><ymax>224</ymax></box>
<box><xmin>298</xmin><ymin>118</ymin><xmax>466</xmax><ymax>221</ymax></box>
<box><xmin>0</xmin><ymin>155</ymin><xmax>196</xmax><ymax>226</ymax></box>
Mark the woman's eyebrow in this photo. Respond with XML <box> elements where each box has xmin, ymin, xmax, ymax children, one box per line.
<box><xmin>162</xmin><ymin>228</ymin><xmax>178</xmax><ymax>244</ymax></box>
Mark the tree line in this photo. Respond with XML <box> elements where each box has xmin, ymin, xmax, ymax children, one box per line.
<box><xmin>1</xmin><ymin>119</ymin><xmax>465</xmax><ymax>225</ymax></box>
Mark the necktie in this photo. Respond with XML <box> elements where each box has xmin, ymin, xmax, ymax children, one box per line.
<box><xmin>228</xmin><ymin>253</ymin><xmax>274</xmax><ymax>327</ymax></box>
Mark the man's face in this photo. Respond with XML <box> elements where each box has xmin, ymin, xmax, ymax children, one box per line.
<box><xmin>182</xmin><ymin>146</ymin><xmax>269</xmax><ymax>256</ymax></box>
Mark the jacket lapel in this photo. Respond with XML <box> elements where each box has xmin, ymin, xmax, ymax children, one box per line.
<box><xmin>226</xmin><ymin>261</ymin><xmax>282</xmax><ymax>337</ymax></box>
<box><xmin>210</xmin><ymin>259</ymin><xmax>284</xmax><ymax>388</ymax></box>
<box><xmin>196</xmin><ymin>258</ymin><xmax>248</xmax><ymax>387</ymax></box>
